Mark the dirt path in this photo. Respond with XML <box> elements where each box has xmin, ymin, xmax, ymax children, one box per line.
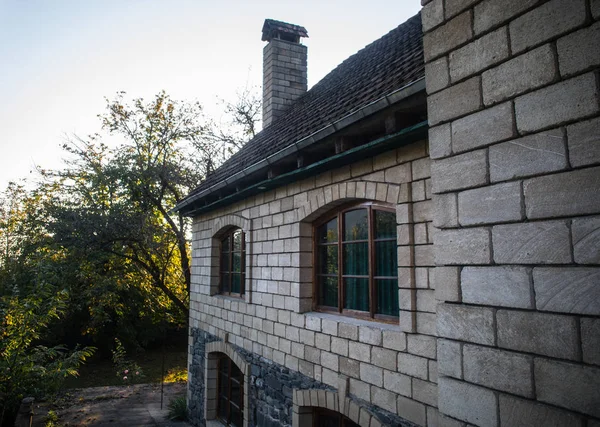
<box><xmin>32</xmin><ymin>383</ymin><xmax>192</xmax><ymax>426</ymax></box>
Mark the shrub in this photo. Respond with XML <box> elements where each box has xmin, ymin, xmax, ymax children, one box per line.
<box><xmin>167</xmin><ymin>396</ymin><xmax>187</xmax><ymax>421</ymax></box>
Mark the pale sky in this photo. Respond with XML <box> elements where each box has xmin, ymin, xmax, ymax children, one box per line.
<box><xmin>0</xmin><ymin>0</ymin><xmax>421</xmax><ymax>189</ymax></box>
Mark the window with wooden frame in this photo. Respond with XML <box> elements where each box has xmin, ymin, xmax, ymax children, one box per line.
<box><xmin>220</xmin><ymin>228</ymin><xmax>245</xmax><ymax>296</ymax></box>
<box><xmin>314</xmin><ymin>203</ymin><xmax>398</xmax><ymax>321</ymax></box>
<box><xmin>217</xmin><ymin>354</ymin><xmax>244</xmax><ymax>426</ymax></box>
<box><xmin>312</xmin><ymin>408</ymin><xmax>361</xmax><ymax>427</ymax></box>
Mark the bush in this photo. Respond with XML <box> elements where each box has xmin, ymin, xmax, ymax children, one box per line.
<box><xmin>111</xmin><ymin>338</ymin><xmax>144</xmax><ymax>384</ymax></box>
<box><xmin>167</xmin><ymin>396</ymin><xmax>187</xmax><ymax>421</ymax></box>
<box><xmin>0</xmin><ymin>289</ymin><xmax>95</xmax><ymax>425</ymax></box>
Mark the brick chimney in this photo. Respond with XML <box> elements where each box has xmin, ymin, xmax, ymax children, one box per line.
<box><xmin>261</xmin><ymin>19</ymin><xmax>308</xmax><ymax>128</ymax></box>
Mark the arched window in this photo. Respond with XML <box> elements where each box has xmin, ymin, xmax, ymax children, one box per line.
<box><xmin>313</xmin><ymin>408</ymin><xmax>360</xmax><ymax>427</ymax></box>
<box><xmin>314</xmin><ymin>203</ymin><xmax>398</xmax><ymax>321</ymax></box>
<box><xmin>217</xmin><ymin>354</ymin><xmax>244</xmax><ymax>426</ymax></box>
<box><xmin>220</xmin><ymin>228</ymin><xmax>245</xmax><ymax>296</ymax></box>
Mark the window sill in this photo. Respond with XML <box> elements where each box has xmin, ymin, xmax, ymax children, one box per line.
<box><xmin>212</xmin><ymin>293</ymin><xmax>246</xmax><ymax>303</ymax></box>
<box><xmin>304</xmin><ymin>311</ymin><xmax>401</xmax><ymax>331</ymax></box>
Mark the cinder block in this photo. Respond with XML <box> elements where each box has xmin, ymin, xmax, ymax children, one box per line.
<box><xmin>437</xmin><ymin>338</ymin><xmax>462</xmax><ymax>378</ymax></box>
<box><xmin>510</xmin><ymin>0</ymin><xmax>587</xmax><ymax>53</ymax></box>
<box><xmin>425</xmin><ymin>56</ymin><xmax>450</xmax><ymax>94</ymax></box>
<box><xmin>449</xmin><ymin>27</ymin><xmax>509</xmax><ymax>82</ymax></box>
<box><xmin>463</xmin><ymin>344</ymin><xmax>533</xmax><ymax>396</ymax></box>
<box><xmin>558</xmin><ymin>21</ymin><xmax>600</xmax><ymax>77</ymax></box>
<box><xmin>423</xmin><ymin>11</ymin><xmax>473</xmax><ymax>61</ymax></box>
<box><xmin>432</xmin><ymin>266</ymin><xmax>461</xmax><ymax>302</ymax></box>
<box><xmin>499</xmin><ymin>394</ymin><xmax>584</xmax><ymax>427</ymax></box>
<box><xmin>431</xmin><ymin>149</ymin><xmax>487</xmax><ymax>193</ymax></box>
<box><xmin>458</xmin><ymin>181</ymin><xmax>523</xmax><ymax>225</ymax></box>
<box><xmin>492</xmin><ymin>221</ymin><xmax>571</xmax><ymax>264</ymax></box>
<box><xmin>371</xmin><ymin>347</ymin><xmax>397</xmax><ymax>371</ymax></box>
<box><xmin>437</xmin><ymin>303</ymin><xmax>495</xmax><ymax>345</ymax></box>
<box><xmin>407</xmin><ymin>334</ymin><xmax>437</xmax><ymax>359</ymax></box>
<box><xmin>427</xmin><ymin>76</ymin><xmax>482</xmax><ymax>126</ymax></box>
<box><xmin>567</xmin><ymin>117</ymin><xmax>600</xmax><ymax>167</ymax></box>
<box><xmin>534</xmin><ymin>267</ymin><xmax>600</xmax><ymax>315</ymax></box>
<box><xmin>438</xmin><ymin>377</ymin><xmax>498</xmax><ymax>427</ymax></box>
<box><xmin>397</xmin><ymin>395</ymin><xmax>427</xmax><ymax>426</ymax></box>
<box><xmin>474</xmin><ymin>0</ymin><xmax>540</xmax><ymax>35</ymax></box>
<box><xmin>489</xmin><ymin>129</ymin><xmax>567</xmax><ymax>182</ymax></box>
<box><xmin>482</xmin><ymin>44</ymin><xmax>557</xmax><ymax>106</ymax></box>
<box><xmin>535</xmin><ymin>358</ymin><xmax>600</xmax><ymax>417</ymax></box>
<box><xmin>497</xmin><ymin>310</ymin><xmax>578</xmax><ymax>359</ymax></box>
<box><xmin>359</xmin><ymin>362</ymin><xmax>383</xmax><ymax>387</ymax></box>
<box><xmin>384</xmin><ymin>370</ymin><xmax>411</xmax><ymax>396</ymax></box>
<box><xmin>339</xmin><ymin>357</ymin><xmax>359</xmax><ymax>379</ymax></box>
<box><xmin>452</xmin><ymin>102</ymin><xmax>515</xmax><ymax>154</ymax></box>
<box><xmin>349</xmin><ymin>342</ymin><xmax>370</xmax><ymax>362</ymax></box>
<box><xmin>429</xmin><ymin>123</ymin><xmax>452</xmax><ymax>160</ymax></box>
<box><xmin>524</xmin><ymin>166</ymin><xmax>600</xmax><ymax>219</ymax></box>
<box><xmin>382</xmin><ymin>330</ymin><xmax>406</xmax><ymax>351</ymax></box>
<box><xmin>359</xmin><ymin>325</ymin><xmax>382</xmax><ymax>346</ymax></box>
<box><xmin>412</xmin><ymin>378</ymin><xmax>438</xmax><ymax>406</ymax></box>
<box><xmin>462</xmin><ymin>266</ymin><xmax>532</xmax><ymax>308</ymax></box>
<box><xmin>397</xmin><ymin>352</ymin><xmax>429</xmax><ymax>379</ymax></box>
<box><xmin>434</xmin><ymin>228</ymin><xmax>491</xmax><ymax>265</ymax></box>
<box><xmin>581</xmin><ymin>318</ymin><xmax>600</xmax><ymax>365</ymax></box>
<box><xmin>515</xmin><ymin>73</ymin><xmax>599</xmax><ymax>134</ymax></box>
<box><xmin>421</xmin><ymin>0</ymin><xmax>444</xmax><ymax>32</ymax></box>
<box><xmin>572</xmin><ymin>216</ymin><xmax>600</xmax><ymax>264</ymax></box>
<box><xmin>371</xmin><ymin>386</ymin><xmax>397</xmax><ymax>413</ymax></box>
<box><xmin>445</xmin><ymin>0</ymin><xmax>479</xmax><ymax>18</ymax></box>
<box><xmin>433</xmin><ymin>193</ymin><xmax>458</xmax><ymax>228</ymax></box>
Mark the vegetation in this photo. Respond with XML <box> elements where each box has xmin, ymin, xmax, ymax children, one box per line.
<box><xmin>0</xmin><ymin>89</ymin><xmax>260</xmax><ymax>426</ymax></box>
<box><xmin>167</xmin><ymin>395</ymin><xmax>188</xmax><ymax>421</ymax></box>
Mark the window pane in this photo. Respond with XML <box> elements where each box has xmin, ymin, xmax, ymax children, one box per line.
<box><xmin>343</xmin><ymin>242</ymin><xmax>369</xmax><ymax>276</ymax></box>
<box><xmin>344</xmin><ymin>278</ymin><xmax>369</xmax><ymax>311</ymax></box>
<box><xmin>218</xmin><ymin>397</ymin><xmax>228</xmax><ymax>419</ymax></box>
<box><xmin>221</xmin><ymin>235</ymin><xmax>230</xmax><ymax>252</ymax></box>
<box><xmin>344</xmin><ymin>209</ymin><xmax>368</xmax><ymax>241</ymax></box>
<box><xmin>375</xmin><ymin>241</ymin><xmax>398</xmax><ymax>277</ymax></box>
<box><xmin>376</xmin><ymin>279</ymin><xmax>399</xmax><ymax>316</ymax></box>
<box><xmin>316</xmin><ymin>412</ymin><xmax>340</xmax><ymax>427</ymax></box>
<box><xmin>318</xmin><ymin>218</ymin><xmax>338</xmax><ymax>243</ymax></box>
<box><xmin>319</xmin><ymin>276</ymin><xmax>338</xmax><ymax>307</ymax></box>
<box><xmin>231</xmin><ymin>273</ymin><xmax>241</xmax><ymax>294</ymax></box>
<box><xmin>231</xmin><ymin>406</ymin><xmax>242</xmax><ymax>427</ymax></box>
<box><xmin>318</xmin><ymin>245</ymin><xmax>338</xmax><ymax>275</ymax></box>
<box><xmin>233</xmin><ymin>229</ymin><xmax>242</xmax><ymax>251</ymax></box>
<box><xmin>232</xmin><ymin>252</ymin><xmax>242</xmax><ymax>273</ymax></box>
<box><xmin>375</xmin><ymin>210</ymin><xmax>396</xmax><ymax>239</ymax></box>
<box><xmin>221</xmin><ymin>273</ymin><xmax>230</xmax><ymax>293</ymax></box>
<box><xmin>230</xmin><ymin>380</ymin><xmax>241</xmax><ymax>404</ymax></box>
<box><xmin>221</xmin><ymin>252</ymin><xmax>230</xmax><ymax>272</ymax></box>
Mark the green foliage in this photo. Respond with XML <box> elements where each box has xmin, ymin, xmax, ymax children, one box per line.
<box><xmin>0</xmin><ymin>289</ymin><xmax>94</xmax><ymax>425</ymax></box>
<box><xmin>44</xmin><ymin>410</ymin><xmax>59</xmax><ymax>427</ymax></box>
<box><xmin>167</xmin><ymin>395</ymin><xmax>188</xmax><ymax>421</ymax></box>
<box><xmin>111</xmin><ymin>338</ymin><xmax>144</xmax><ymax>384</ymax></box>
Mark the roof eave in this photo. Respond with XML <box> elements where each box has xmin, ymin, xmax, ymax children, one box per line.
<box><xmin>173</xmin><ymin>77</ymin><xmax>426</xmax><ymax>215</ymax></box>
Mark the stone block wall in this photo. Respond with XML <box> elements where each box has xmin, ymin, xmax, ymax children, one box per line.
<box><xmin>188</xmin><ymin>140</ymin><xmax>440</xmax><ymax>426</ymax></box>
<box><xmin>422</xmin><ymin>0</ymin><xmax>600</xmax><ymax>425</ymax></box>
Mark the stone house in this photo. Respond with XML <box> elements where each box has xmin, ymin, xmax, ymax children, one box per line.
<box><xmin>174</xmin><ymin>2</ymin><xmax>600</xmax><ymax>426</ymax></box>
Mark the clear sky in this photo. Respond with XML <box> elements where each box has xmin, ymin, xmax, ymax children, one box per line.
<box><xmin>0</xmin><ymin>0</ymin><xmax>421</xmax><ymax>189</ymax></box>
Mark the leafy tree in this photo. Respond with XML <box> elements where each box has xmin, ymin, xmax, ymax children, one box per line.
<box><xmin>0</xmin><ymin>288</ymin><xmax>94</xmax><ymax>425</ymax></box>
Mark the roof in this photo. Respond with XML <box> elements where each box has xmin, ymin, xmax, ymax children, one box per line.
<box><xmin>261</xmin><ymin>19</ymin><xmax>309</xmax><ymax>42</ymax></box>
<box><xmin>177</xmin><ymin>13</ymin><xmax>424</xmax><ymax>213</ymax></box>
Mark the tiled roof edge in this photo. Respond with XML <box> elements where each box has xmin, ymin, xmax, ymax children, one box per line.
<box><xmin>173</xmin><ymin>77</ymin><xmax>425</xmax><ymax>213</ymax></box>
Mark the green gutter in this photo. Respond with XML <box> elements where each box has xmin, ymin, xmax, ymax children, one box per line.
<box><xmin>181</xmin><ymin>120</ymin><xmax>428</xmax><ymax>217</ymax></box>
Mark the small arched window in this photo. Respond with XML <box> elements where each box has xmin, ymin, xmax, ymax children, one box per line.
<box><xmin>217</xmin><ymin>354</ymin><xmax>244</xmax><ymax>426</ymax></box>
<box><xmin>314</xmin><ymin>203</ymin><xmax>398</xmax><ymax>321</ymax></box>
<box><xmin>220</xmin><ymin>228</ymin><xmax>245</xmax><ymax>296</ymax></box>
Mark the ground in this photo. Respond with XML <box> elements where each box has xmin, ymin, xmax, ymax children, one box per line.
<box><xmin>32</xmin><ymin>383</ymin><xmax>191</xmax><ymax>427</ymax></box>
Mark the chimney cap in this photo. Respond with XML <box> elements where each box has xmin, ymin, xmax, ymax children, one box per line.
<box><xmin>262</xmin><ymin>19</ymin><xmax>308</xmax><ymax>43</ymax></box>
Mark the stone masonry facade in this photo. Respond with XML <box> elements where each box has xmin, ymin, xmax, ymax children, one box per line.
<box><xmin>188</xmin><ymin>140</ymin><xmax>440</xmax><ymax>426</ymax></box>
<box><xmin>422</xmin><ymin>0</ymin><xmax>600</xmax><ymax>425</ymax></box>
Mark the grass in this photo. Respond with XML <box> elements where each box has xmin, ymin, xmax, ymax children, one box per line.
<box><xmin>63</xmin><ymin>349</ymin><xmax>188</xmax><ymax>389</ymax></box>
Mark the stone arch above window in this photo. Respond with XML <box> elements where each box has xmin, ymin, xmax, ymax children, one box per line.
<box><xmin>296</xmin><ymin>181</ymin><xmax>404</xmax><ymax>223</ymax></box>
<box><xmin>292</xmin><ymin>389</ymin><xmax>379</xmax><ymax>427</ymax></box>
<box><xmin>205</xmin><ymin>341</ymin><xmax>250</xmax><ymax>427</ymax></box>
